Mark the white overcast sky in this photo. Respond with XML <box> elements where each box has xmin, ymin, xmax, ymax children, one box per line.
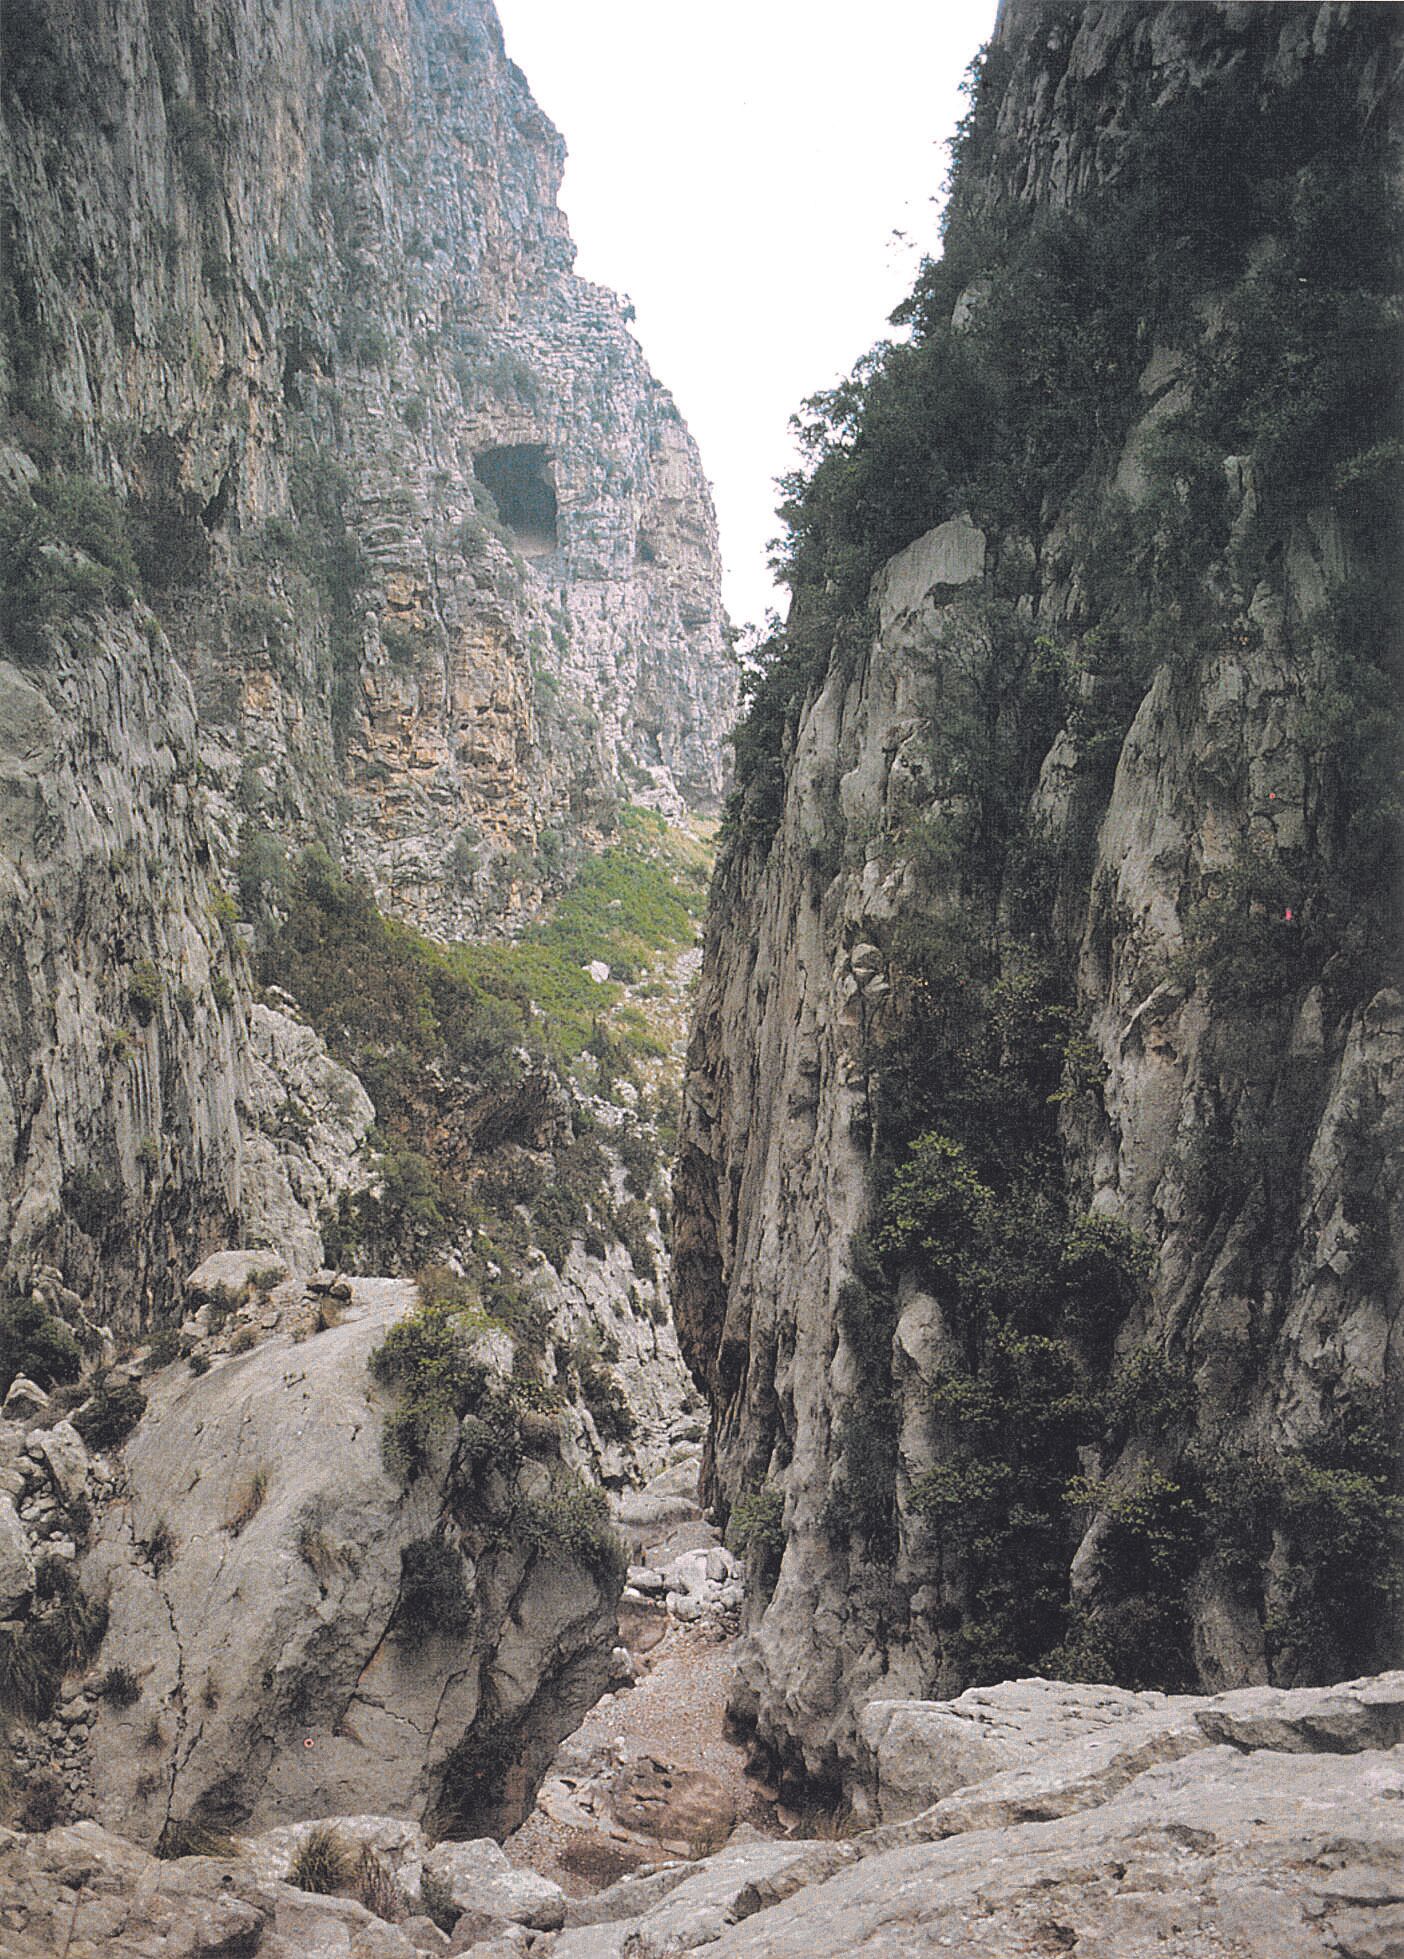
<box><xmin>491</xmin><ymin>1</ymin><xmax>1000</xmax><ymax>630</ymax></box>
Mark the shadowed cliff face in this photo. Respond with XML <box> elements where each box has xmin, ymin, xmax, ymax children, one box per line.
<box><xmin>0</xmin><ymin>0</ymin><xmax>734</xmax><ymax>1318</ymax></box>
<box><xmin>677</xmin><ymin>0</ymin><xmax>1402</xmax><ymax>1791</ymax></box>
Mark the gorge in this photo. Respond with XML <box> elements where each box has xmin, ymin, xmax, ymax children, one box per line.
<box><xmin>1</xmin><ymin>1</ymin><xmax>1401</xmax><ymax>1954</ymax></box>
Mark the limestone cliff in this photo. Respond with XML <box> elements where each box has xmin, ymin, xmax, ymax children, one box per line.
<box><xmin>0</xmin><ymin>0</ymin><xmax>734</xmax><ymax>1322</ymax></box>
<box><xmin>677</xmin><ymin>0</ymin><xmax>1402</xmax><ymax>1797</ymax></box>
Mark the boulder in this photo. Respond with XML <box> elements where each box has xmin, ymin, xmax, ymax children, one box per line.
<box><xmin>29</xmin><ymin>1421</ymin><xmax>90</xmax><ymax>1506</ymax></box>
<box><xmin>240</xmin><ymin>1813</ymin><xmax>430</xmax><ymax>1896</ymax></box>
<box><xmin>3</xmin><ymin>1377</ymin><xmax>50</xmax><ymax>1422</ymax></box>
<box><xmin>856</xmin><ymin>1677</ymin><xmax>1189</xmax><ymax>1824</ymax></box>
<box><xmin>422</xmin><ymin>1838</ymin><xmax>565</xmax><ymax>1930</ymax></box>
<box><xmin>80</xmin><ymin>1278</ymin><xmax>620</xmax><ymax>1843</ymax></box>
<box><xmin>184</xmin><ymin>1248</ymin><xmax>285</xmax><ymax>1305</ymax></box>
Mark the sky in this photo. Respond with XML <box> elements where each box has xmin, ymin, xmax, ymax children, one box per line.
<box><xmin>491</xmin><ymin>0</ymin><xmax>1000</xmax><ymax>631</ymax></box>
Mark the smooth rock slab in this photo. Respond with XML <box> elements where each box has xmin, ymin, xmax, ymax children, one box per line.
<box><xmin>857</xmin><ymin>1676</ymin><xmax>1188</xmax><ymax>1823</ymax></box>
<box><xmin>695</xmin><ymin>1744</ymin><xmax>1404</xmax><ymax>1957</ymax></box>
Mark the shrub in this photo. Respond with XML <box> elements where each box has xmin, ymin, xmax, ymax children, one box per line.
<box><xmin>128</xmin><ymin>960</ymin><xmax>161</xmax><ymax>1024</ymax></box>
<box><xmin>370</xmin><ymin>1298</ymin><xmax>492</xmax><ymax>1483</ymax></box>
<box><xmin>141</xmin><ymin>1519</ymin><xmax>175</xmax><ymax>1572</ymax></box>
<box><xmin>73</xmin><ymin>1374</ymin><xmax>148</xmax><ymax>1451</ymax></box>
<box><xmin>0</xmin><ymin>1292</ymin><xmax>82</xmax><ymax>1395</ymax></box>
<box><xmin>15</xmin><ymin>1770</ymin><xmax>65</xmax><ymax>1832</ymax></box>
<box><xmin>396</xmin><ymin>1535</ymin><xmax>474</xmax><ymax>1644</ymax></box>
<box><xmin>875</xmin><ymin>1132</ymin><xmax>992</xmax><ymax>1265</ymax></box>
<box><xmin>147</xmin><ymin>1327</ymin><xmax>180</xmax><ymax>1367</ymax></box>
<box><xmin>97</xmin><ymin>1664</ymin><xmax>141</xmax><ymax>1707</ymax></box>
<box><xmin>511</xmin><ymin>1478</ymin><xmax>627</xmax><ymax>1588</ymax></box>
<box><xmin>0</xmin><ymin>475</ymin><xmax>140</xmax><ymax>664</ymax></box>
<box><xmin>726</xmin><ymin>1485</ymin><xmax>785</xmax><ymax>1574</ymax></box>
<box><xmin>4</xmin><ymin>1561</ymin><xmax>107</xmax><ymax>1715</ymax></box>
<box><xmin>352</xmin><ymin>1846</ymin><xmax>403</xmax><ymax>1922</ymax></box>
<box><xmin>434</xmin><ymin>1715</ymin><xmax>522</xmax><ymax>1834</ymax></box>
<box><xmin>417</xmin><ymin>1868</ymin><xmax>457</xmax><ymax>1934</ymax></box>
<box><xmin>0</xmin><ymin>1623</ymin><xmax>58</xmax><ymax>1717</ymax></box>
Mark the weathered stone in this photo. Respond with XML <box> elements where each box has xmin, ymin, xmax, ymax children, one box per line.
<box><xmin>29</xmin><ymin>1421</ymin><xmax>90</xmax><ymax>1506</ymax></box>
<box><xmin>0</xmin><ymin>0</ymin><xmax>734</xmax><ymax>1343</ymax></box>
<box><xmin>672</xmin><ymin>0</ymin><xmax>1403</xmax><ymax>1789</ymax></box>
<box><xmin>82</xmin><ymin>1281</ymin><xmax>619</xmax><ymax>1842</ymax></box>
<box><xmin>3</xmin><ymin>1378</ymin><xmax>51</xmax><ymax>1423</ymax></box>
<box><xmin>0</xmin><ymin>1493</ymin><xmax>36</xmax><ymax>1614</ymax></box>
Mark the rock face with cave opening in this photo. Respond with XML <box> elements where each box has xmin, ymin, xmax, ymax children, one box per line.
<box><xmin>0</xmin><ymin>0</ymin><xmax>736</xmax><ymax>1319</ymax></box>
<box><xmin>475</xmin><ymin>444</ymin><xmax>560</xmax><ymax>558</ymax></box>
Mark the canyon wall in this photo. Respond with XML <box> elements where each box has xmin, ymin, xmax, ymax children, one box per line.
<box><xmin>0</xmin><ymin>0</ymin><xmax>735</xmax><ymax>1320</ymax></box>
<box><xmin>677</xmin><ymin>0</ymin><xmax>1402</xmax><ymax>1797</ymax></box>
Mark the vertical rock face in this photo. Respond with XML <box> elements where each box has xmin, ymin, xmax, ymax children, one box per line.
<box><xmin>677</xmin><ymin>0</ymin><xmax>1402</xmax><ymax>1794</ymax></box>
<box><xmin>0</xmin><ymin>0</ymin><xmax>734</xmax><ymax>1315</ymax></box>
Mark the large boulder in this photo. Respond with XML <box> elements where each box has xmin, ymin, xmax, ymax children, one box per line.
<box><xmin>80</xmin><ymin>1279</ymin><xmax>621</xmax><ymax>1843</ymax></box>
<box><xmin>855</xmin><ymin>1677</ymin><xmax>1194</xmax><ymax>1824</ymax></box>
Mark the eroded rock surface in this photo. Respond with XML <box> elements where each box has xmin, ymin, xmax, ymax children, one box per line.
<box><xmin>675</xmin><ymin>0</ymin><xmax>1403</xmax><ymax>1789</ymax></box>
<box><xmin>4</xmin><ymin>1673</ymin><xmax>1399</xmax><ymax>1958</ymax></box>
<box><xmin>78</xmin><ymin>1278</ymin><xmax>621</xmax><ymax>1843</ymax></box>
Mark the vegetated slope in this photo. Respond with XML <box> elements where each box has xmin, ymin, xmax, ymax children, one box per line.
<box><xmin>676</xmin><ymin>0</ymin><xmax>1402</xmax><ymax>1797</ymax></box>
<box><xmin>0</xmin><ymin>0</ymin><xmax>735</xmax><ymax>1325</ymax></box>
<box><xmin>256</xmin><ymin>805</ymin><xmax>710</xmax><ymax>1486</ymax></box>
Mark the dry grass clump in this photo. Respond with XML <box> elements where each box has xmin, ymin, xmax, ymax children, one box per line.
<box><xmin>157</xmin><ymin>1817</ymin><xmax>240</xmax><ymax>1859</ymax></box>
<box><xmin>224</xmin><ymin>1465</ymin><xmax>269</xmax><ymax>1535</ymax></box>
<box><xmin>352</xmin><ymin>1845</ymin><xmax>404</xmax><ymax>1921</ymax></box>
<box><xmin>290</xmin><ymin>1824</ymin><xmax>353</xmax><ymax>1894</ymax></box>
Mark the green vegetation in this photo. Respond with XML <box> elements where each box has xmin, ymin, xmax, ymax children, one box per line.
<box><xmin>714</xmin><ymin>10</ymin><xmax>1401</xmax><ymax>1697</ymax></box>
<box><xmin>726</xmin><ymin>12</ymin><xmax>1401</xmax><ymax>926</ymax></box>
<box><xmin>510</xmin><ymin>1478</ymin><xmax>628</xmax><ymax>1587</ymax></box>
<box><xmin>369</xmin><ymin>1290</ymin><xmax>493</xmax><ymax>1482</ymax></box>
<box><xmin>0</xmin><ymin>1559</ymin><xmax>107</xmax><ymax>1718</ymax></box>
<box><xmin>434</xmin><ymin>1713</ymin><xmax>523</xmax><ymax>1835</ymax></box>
<box><xmin>96</xmin><ymin>1664</ymin><xmax>141</xmax><ymax>1708</ymax></box>
<box><xmin>0</xmin><ymin>473</ymin><xmax>141</xmax><ymax>664</ymax></box>
<box><xmin>270</xmin><ymin>813</ymin><xmax>699</xmax><ymax>1275</ymax></box>
<box><xmin>0</xmin><ymin>1292</ymin><xmax>81</xmax><ymax>1396</ymax></box>
<box><xmin>155</xmin><ymin>1818</ymin><xmax>240</xmax><ymax>1860</ymax></box>
<box><xmin>454</xmin><ymin>806</ymin><xmax>706</xmax><ymax>1061</ymax></box>
<box><xmin>396</xmin><ymin>1534</ymin><xmax>474</xmax><ymax>1644</ymax></box>
<box><xmin>73</xmin><ymin>1373</ymin><xmax>148</xmax><ymax>1452</ymax></box>
<box><xmin>725</xmin><ymin>1485</ymin><xmax>786</xmax><ymax>1593</ymax></box>
<box><xmin>290</xmin><ymin>1825</ymin><xmax>353</xmax><ymax>1895</ymax></box>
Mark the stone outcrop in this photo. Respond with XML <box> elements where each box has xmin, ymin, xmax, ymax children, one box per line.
<box><xmin>78</xmin><ymin>1277</ymin><xmax>623</xmax><ymax>1843</ymax></box>
<box><xmin>4</xmin><ymin>1672</ymin><xmax>1400</xmax><ymax>1958</ymax></box>
<box><xmin>677</xmin><ymin>0</ymin><xmax>1402</xmax><ymax>1791</ymax></box>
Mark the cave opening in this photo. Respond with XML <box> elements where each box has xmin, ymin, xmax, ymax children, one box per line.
<box><xmin>473</xmin><ymin>442</ymin><xmax>559</xmax><ymax>556</ymax></box>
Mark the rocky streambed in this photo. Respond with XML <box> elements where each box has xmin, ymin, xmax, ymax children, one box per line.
<box><xmin>4</xmin><ymin>1667</ymin><xmax>1401</xmax><ymax>1956</ymax></box>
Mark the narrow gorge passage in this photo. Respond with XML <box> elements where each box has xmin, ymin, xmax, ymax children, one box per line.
<box><xmin>1</xmin><ymin>0</ymin><xmax>1400</xmax><ymax>1954</ymax></box>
